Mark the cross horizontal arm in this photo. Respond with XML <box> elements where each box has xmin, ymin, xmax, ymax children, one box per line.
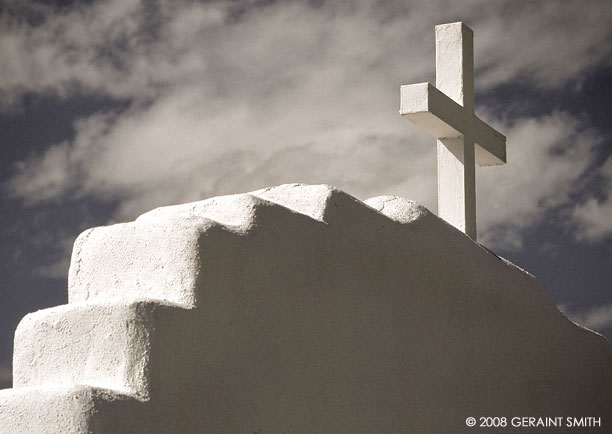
<box><xmin>400</xmin><ymin>82</ymin><xmax>506</xmax><ymax>166</ymax></box>
<box><xmin>400</xmin><ymin>82</ymin><xmax>463</xmax><ymax>139</ymax></box>
<box><xmin>473</xmin><ymin>116</ymin><xmax>506</xmax><ymax>166</ymax></box>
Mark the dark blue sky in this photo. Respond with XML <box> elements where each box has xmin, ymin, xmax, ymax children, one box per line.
<box><xmin>1</xmin><ymin>0</ymin><xmax>612</xmax><ymax>388</ymax></box>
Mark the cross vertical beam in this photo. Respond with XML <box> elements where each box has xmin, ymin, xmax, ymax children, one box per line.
<box><xmin>435</xmin><ymin>23</ymin><xmax>476</xmax><ymax>239</ymax></box>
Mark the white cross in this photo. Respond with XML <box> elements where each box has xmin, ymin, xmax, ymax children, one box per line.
<box><xmin>400</xmin><ymin>22</ymin><xmax>506</xmax><ymax>240</ymax></box>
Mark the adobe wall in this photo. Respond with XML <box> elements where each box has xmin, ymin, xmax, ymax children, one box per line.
<box><xmin>1</xmin><ymin>184</ymin><xmax>610</xmax><ymax>433</ymax></box>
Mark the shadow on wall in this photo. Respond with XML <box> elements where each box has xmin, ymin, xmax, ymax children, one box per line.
<box><xmin>0</xmin><ymin>365</ymin><xmax>10</xmax><ymax>390</ymax></box>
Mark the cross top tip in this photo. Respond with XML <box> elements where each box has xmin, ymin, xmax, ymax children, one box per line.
<box><xmin>435</xmin><ymin>21</ymin><xmax>473</xmax><ymax>34</ymax></box>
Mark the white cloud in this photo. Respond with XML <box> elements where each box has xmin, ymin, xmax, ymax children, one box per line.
<box><xmin>474</xmin><ymin>1</ymin><xmax>612</xmax><ymax>89</ymax></box>
<box><xmin>1</xmin><ymin>0</ymin><xmax>610</xmax><ymax>105</ymax></box>
<box><xmin>2</xmin><ymin>0</ymin><xmax>610</xmax><ymax>248</ymax></box>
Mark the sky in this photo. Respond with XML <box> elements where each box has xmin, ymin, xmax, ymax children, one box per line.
<box><xmin>1</xmin><ymin>0</ymin><xmax>611</xmax><ymax>389</ymax></box>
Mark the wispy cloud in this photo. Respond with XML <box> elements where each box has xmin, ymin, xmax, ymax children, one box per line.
<box><xmin>572</xmin><ymin>157</ymin><xmax>612</xmax><ymax>241</ymax></box>
<box><xmin>478</xmin><ymin>112</ymin><xmax>601</xmax><ymax>248</ymax></box>
<box><xmin>2</xmin><ymin>0</ymin><xmax>611</xmax><ymax>249</ymax></box>
<box><xmin>561</xmin><ymin>302</ymin><xmax>612</xmax><ymax>332</ymax></box>
<box><xmin>33</xmin><ymin>234</ymin><xmax>76</xmax><ymax>280</ymax></box>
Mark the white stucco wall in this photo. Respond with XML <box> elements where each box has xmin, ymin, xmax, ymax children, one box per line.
<box><xmin>1</xmin><ymin>184</ymin><xmax>610</xmax><ymax>433</ymax></box>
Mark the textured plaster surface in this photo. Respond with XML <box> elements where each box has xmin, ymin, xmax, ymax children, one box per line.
<box><xmin>1</xmin><ymin>183</ymin><xmax>611</xmax><ymax>433</ymax></box>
